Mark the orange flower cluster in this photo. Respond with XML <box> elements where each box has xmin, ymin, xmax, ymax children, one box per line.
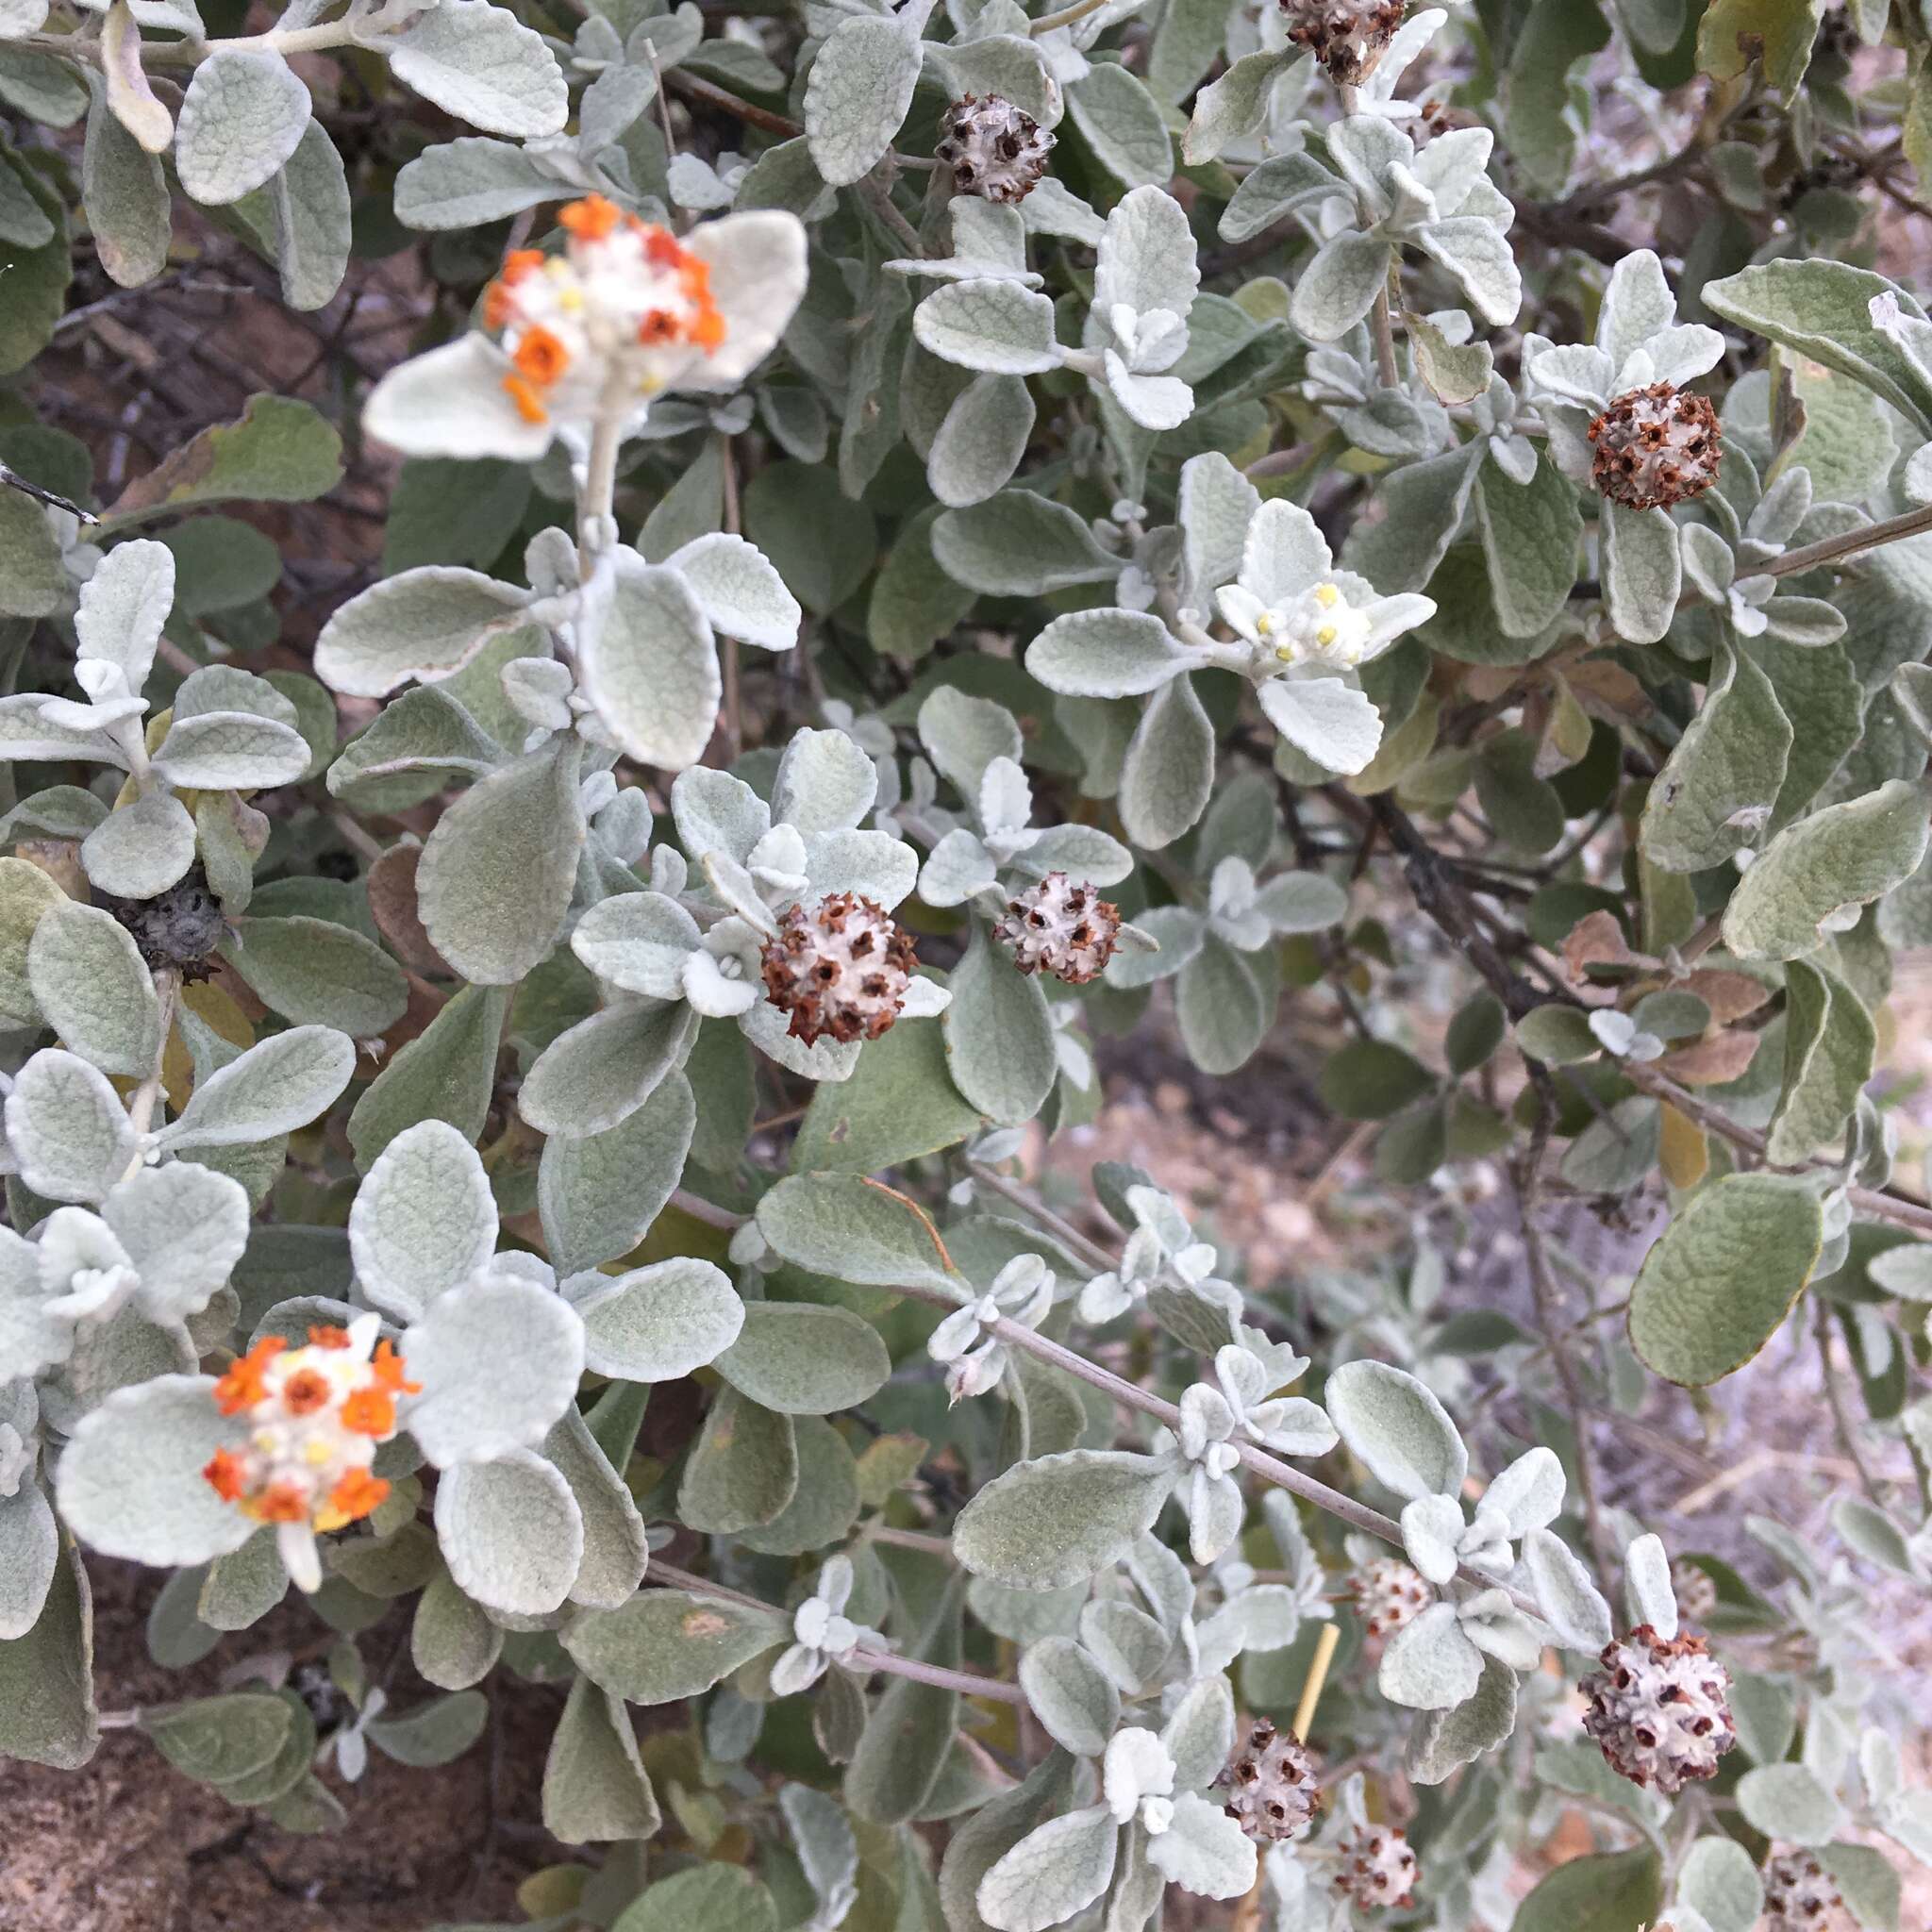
<box><xmin>203</xmin><ymin>1323</ymin><xmax>418</xmax><ymax>1536</ymax></box>
<box><xmin>480</xmin><ymin>196</ymin><xmax>727</xmax><ymax>427</ymax></box>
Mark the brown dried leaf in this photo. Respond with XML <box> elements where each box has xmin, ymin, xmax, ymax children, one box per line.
<box><xmin>366</xmin><ymin>838</ymin><xmax>451</xmax><ymax>978</ymax></box>
<box><xmin>1657</xmin><ymin>1029</ymin><xmax>1760</xmax><ymax>1086</ymax></box>
<box><xmin>1562</xmin><ymin>909</ymin><xmax>1635</xmax><ymax>982</ymax></box>
<box><xmin>1680</xmin><ymin>968</ymin><xmax>1772</xmax><ymax>1025</ymax></box>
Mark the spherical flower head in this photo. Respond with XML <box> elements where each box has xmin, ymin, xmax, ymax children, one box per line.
<box><xmin>1578</xmin><ymin>1624</ymin><xmax>1736</xmax><ymax>1795</ymax></box>
<box><xmin>759</xmin><ymin>890</ymin><xmax>919</xmax><ymax>1046</ymax></box>
<box><xmin>482</xmin><ymin>196</ymin><xmax>727</xmax><ymax>430</ymax></box>
<box><xmin>992</xmin><ymin>874</ymin><xmax>1122</xmax><ymax>983</ymax></box>
<box><xmin>1333</xmin><ymin>1824</ymin><xmax>1419</xmax><ymax>1911</ymax></box>
<box><xmin>1588</xmin><ymin>382</ymin><xmax>1721</xmax><ymax>512</ymax></box>
<box><xmin>1216</xmin><ymin>1718</ymin><xmax>1320</xmax><ymax>1843</ymax></box>
<box><xmin>935</xmin><ymin>93</ymin><xmax>1055</xmax><ymax>205</ymax></box>
<box><xmin>1348</xmin><ymin>1555</ymin><xmax>1432</xmax><ymax>1640</ymax></box>
<box><xmin>203</xmin><ymin>1315</ymin><xmax>417</xmax><ymax>1591</ymax></box>
<box><xmin>1278</xmin><ymin>0</ymin><xmax>1407</xmax><ymax>84</ymax></box>
<box><xmin>1762</xmin><ymin>1851</ymin><xmax>1854</xmax><ymax>1932</ymax></box>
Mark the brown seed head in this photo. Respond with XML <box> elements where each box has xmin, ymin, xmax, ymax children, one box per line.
<box><xmin>759</xmin><ymin>891</ymin><xmax>919</xmax><ymax>1046</ymax></box>
<box><xmin>1578</xmin><ymin>1624</ymin><xmax>1736</xmax><ymax>1795</ymax></box>
<box><xmin>992</xmin><ymin>873</ymin><xmax>1122</xmax><ymax>984</ymax></box>
<box><xmin>1277</xmin><ymin>0</ymin><xmax>1408</xmax><ymax>85</ymax></box>
<box><xmin>1333</xmin><ymin>1824</ymin><xmax>1420</xmax><ymax>1911</ymax></box>
<box><xmin>1587</xmin><ymin>381</ymin><xmax>1721</xmax><ymax>511</ymax></box>
<box><xmin>934</xmin><ymin>94</ymin><xmax>1054</xmax><ymax>204</ymax></box>
<box><xmin>1215</xmin><ymin>1717</ymin><xmax>1321</xmax><ymax>1843</ymax></box>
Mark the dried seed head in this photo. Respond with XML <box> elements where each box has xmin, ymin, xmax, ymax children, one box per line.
<box><xmin>992</xmin><ymin>873</ymin><xmax>1122</xmax><ymax>984</ymax></box>
<box><xmin>1578</xmin><ymin>1624</ymin><xmax>1737</xmax><ymax>1795</ymax></box>
<box><xmin>1762</xmin><ymin>1851</ymin><xmax>1854</xmax><ymax>1932</ymax></box>
<box><xmin>1670</xmin><ymin>1557</ymin><xmax>1717</xmax><ymax>1626</ymax></box>
<box><xmin>1333</xmin><ymin>1824</ymin><xmax>1419</xmax><ymax>1911</ymax></box>
<box><xmin>101</xmin><ymin>868</ymin><xmax>227</xmax><ymax>980</ymax></box>
<box><xmin>1277</xmin><ymin>0</ymin><xmax>1407</xmax><ymax>85</ymax></box>
<box><xmin>1587</xmin><ymin>381</ymin><xmax>1722</xmax><ymax>511</ymax></box>
<box><xmin>935</xmin><ymin>93</ymin><xmax>1055</xmax><ymax>204</ymax></box>
<box><xmin>1216</xmin><ymin>1717</ymin><xmax>1320</xmax><ymax>1843</ymax></box>
<box><xmin>760</xmin><ymin>891</ymin><xmax>919</xmax><ymax>1046</ymax></box>
<box><xmin>1348</xmin><ymin>1556</ymin><xmax>1432</xmax><ymax>1640</ymax></box>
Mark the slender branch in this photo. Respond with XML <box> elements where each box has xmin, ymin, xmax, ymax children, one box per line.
<box><xmin>1761</xmin><ymin>500</ymin><xmax>1932</xmax><ymax>580</ymax></box>
<box><xmin>885</xmin><ymin>1277</ymin><xmax>1543</xmax><ymax>1618</ymax></box>
<box><xmin>966</xmin><ymin>1162</ymin><xmax>1116</xmax><ymax>1275</ymax></box>
<box><xmin>855</xmin><ymin>171</ymin><xmax>927</xmax><ymax>259</ymax></box>
<box><xmin>0</xmin><ymin>460</ymin><xmax>96</xmax><ymax>524</ymax></box>
<box><xmin>1368</xmin><ymin>282</ymin><xmax>1401</xmax><ymax>390</ymax></box>
<box><xmin>1030</xmin><ymin>0</ymin><xmax>1110</xmax><ymax>34</ymax></box>
<box><xmin>1516</xmin><ymin>1074</ymin><xmax>1617</xmax><ymax>1594</ymax></box>
<box><xmin>645</xmin><ymin>1560</ymin><xmax>1025</xmax><ymax>1703</ymax></box>
<box><xmin>121</xmin><ymin>969</ymin><xmax>180</xmax><ymax>1178</ymax></box>
<box><xmin>671</xmin><ymin>1188</ymin><xmax>748</xmax><ymax>1231</ymax></box>
<box><xmin>20</xmin><ymin>19</ymin><xmax>358</xmax><ymax>66</ymax></box>
<box><xmin>1813</xmin><ymin>1299</ymin><xmax>1884</xmax><ymax>1506</ymax></box>
<box><xmin>663</xmin><ymin>67</ymin><xmax>801</xmax><ymax>139</ymax></box>
<box><xmin>576</xmin><ymin>389</ymin><xmax>627</xmax><ymax>564</ymax></box>
<box><xmin>1624</xmin><ymin>1062</ymin><xmax>1932</xmax><ymax>1237</ymax></box>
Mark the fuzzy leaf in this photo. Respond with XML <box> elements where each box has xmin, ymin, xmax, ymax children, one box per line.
<box><xmin>434</xmin><ymin>1447</ymin><xmax>582</xmax><ymax>1615</ymax></box>
<box><xmin>401</xmin><ymin>1272</ymin><xmax>585</xmax><ymax>1466</ymax></box>
<box><xmin>955</xmin><ymin>1449</ymin><xmax>1175</xmax><ymax>1590</ymax></box>
<box><xmin>1627</xmin><ymin>1173</ymin><xmax>1824</xmax><ymax>1384</ymax></box>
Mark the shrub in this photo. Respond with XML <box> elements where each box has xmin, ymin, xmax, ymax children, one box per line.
<box><xmin>0</xmin><ymin>0</ymin><xmax>1927</xmax><ymax>1926</ymax></box>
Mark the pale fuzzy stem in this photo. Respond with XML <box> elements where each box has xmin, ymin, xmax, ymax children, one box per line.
<box><xmin>28</xmin><ymin>20</ymin><xmax>363</xmax><ymax>66</ymax></box>
<box><xmin>1762</xmin><ymin>499</ymin><xmax>1932</xmax><ymax>580</ymax></box>
<box><xmin>671</xmin><ymin>1187</ymin><xmax>748</xmax><ymax>1231</ymax></box>
<box><xmin>1030</xmin><ymin>0</ymin><xmax>1110</xmax><ymax>34</ymax></box>
<box><xmin>576</xmin><ymin>391</ymin><xmax>628</xmax><ymax>565</ymax></box>
<box><xmin>1339</xmin><ymin>85</ymin><xmax>1400</xmax><ymax>390</ymax></box>
<box><xmin>966</xmin><ymin>1162</ymin><xmax>1116</xmax><ymax>1276</ymax></box>
<box><xmin>719</xmin><ymin>432</ymin><xmax>742</xmax><ymax>758</ymax></box>
<box><xmin>883</xmin><ymin>1287</ymin><xmax>1546</xmax><ymax>1619</ymax></box>
<box><xmin>646</xmin><ymin>1559</ymin><xmax>1025</xmax><ymax>1703</ymax></box>
<box><xmin>120</xmin><ymin>967</ymin><xmax>180</xmax><ymax>1180</ymax></box>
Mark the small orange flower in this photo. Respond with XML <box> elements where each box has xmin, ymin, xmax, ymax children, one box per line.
<box><xmin>203</xmin><ymin>1449</ymin><xmax>246</xmax><ymax>1501</ymax></box>
<box><xmin>503</xmin><ymin>375</ymin><xmax>549</xmax><ymax>425</ymax></box>
<box><xmin>644</xmin><ymin>226</ymin><xmax>684</xmax><ymax>270</ymax></box>
<box><xmin>308</xmin><ymin>1325</ymin><xmax>352</xmax><ymax>1350</ymax></box>
<box><xmin>214</xmin><ymin>1337</ymin><xmax>287</xmax><ymax>1416</ymax></box>
<box><xmin>370</xmin><ymin>1340</ymin><xmax>421</xmax><ymax>1395</ymax></box>
<box><xmin>638</xmin><ymin>309</ymin><xmax>681</xmax><ymax>346</ymax></box>
<box><xmin>691</xmin><ymin>307</ymin><xmax>726</xmax><ymax>352</ymax></box>
<box><xmin>559</xmin><ymin>194</ymin><xmax>622</xmax><ymax>241</ymax></box>
<box><xmin>328</xmin><ymin>1468</ymin><xmax>391</xmax><ymax>1523</ymax></box>
<box><xmin>341</xmin><ymin>1386</ymin><xmax>396</xmax><ymax>1439</ymax></box>
<box><xmin>513</xmin><ymin>324</ymin><xmax>570</xmax><ymax>384</ymax></box>
<box><xmin>255</xmin><ymin>1482</ymin><xmax>309</xmax><ymax>1524</ymax></box>
<box><xmin>281</xmin><ymin>1369</ymin><xmax>332</xmax><ymax>1416</ymax></box>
